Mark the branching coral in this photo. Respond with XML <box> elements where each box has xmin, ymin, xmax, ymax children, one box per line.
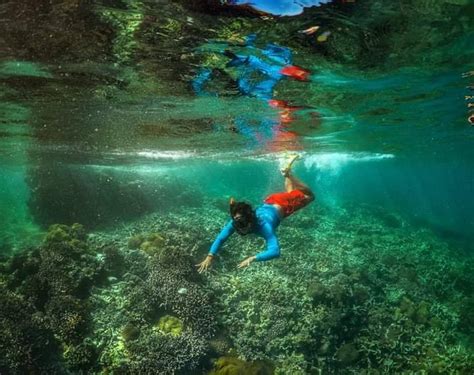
<box><xmin>0</xmin><ymin>286</ymin><xmax>62</xmax><ymax>373</ymax></box>
<box><xmin>146</xmin><ymin>248</ymin><xmax>217</xmax><ymax>338</ymax></box>
<box><xmin>1</xmin><ymin>223</ymin><xmax>104</xmax><ymax>373</ymax></box>
<box><xmin>125</xmin><ymin>329</ymin><xmax>208</xmax><ymax>374</ymax></box>
<box><xmin>209</xmin><ymin>267</ymin><xmax>328</xmax><ymax>371</ymax></box>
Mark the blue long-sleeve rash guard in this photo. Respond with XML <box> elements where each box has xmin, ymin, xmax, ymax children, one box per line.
<box><xmin>209</xmin><ymin>204</ymin><xmax>281</xmax><ymax>261</ymax></box>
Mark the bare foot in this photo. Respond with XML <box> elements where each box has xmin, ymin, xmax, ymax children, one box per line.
<box><xmin>280</xmin><ymin>154</ymin><xmax>300</xmax><ymax>176</ymax></box>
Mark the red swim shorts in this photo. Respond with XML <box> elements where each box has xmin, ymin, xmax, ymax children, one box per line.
<box><xmin>264</xmin><ymin>189</ymin><xmax>311</xmax><ymax>217</ymax></box>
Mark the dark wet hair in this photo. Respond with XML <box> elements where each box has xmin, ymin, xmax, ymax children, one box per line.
<box><xmin>230</xmin><ymin>201</ymin><xmax>256</xmax><ymax>235</ymax></box>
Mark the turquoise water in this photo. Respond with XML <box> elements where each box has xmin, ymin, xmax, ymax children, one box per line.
<box><xmin>1</xmin><ymin>68</ymin><xmax>472</xmax><ymax>250</ymax></box>
<box><xmin>1</xmin><ymin>0</ymin><xmax>474</xmax><ymax>373</ymax></box>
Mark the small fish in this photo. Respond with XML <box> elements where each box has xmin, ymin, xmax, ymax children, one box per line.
<box><xmin>469</xmin><ymin>114</ymin><xmax>474</xmax><ymax>125</ymax></box>
<box><xmin>177</xmin><ymin>288</ymin><xmax>188</xmax><ymax>295</ymax></box>
<box><xmin>465</xmin><ymin>95</ymin><xmax>474</xmax><ymax>100</ymax></box>
<box><xmin>317</xmin><ymin>31</ymin><xmax>331</xmax><ymax>43</ymax></box>
<box><xmin>299</xmin><ymin>26</ymin><xmax>320</xmax><ymax>35</ymax></box>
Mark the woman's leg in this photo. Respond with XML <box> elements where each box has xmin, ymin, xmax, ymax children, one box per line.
<box><xmin>281</xmin><ymin>155</ymin><xmax>314</xmax><ymax>198</ymax></box>
<box><xmin>264</xmin><ymin>155</ymin><xmax>314</xmax><ymax>216</ymax></box>
<box><xmin>285</xmin><ymin>172</ymin><xmax>313</xmax><ymax>198</ymax></box>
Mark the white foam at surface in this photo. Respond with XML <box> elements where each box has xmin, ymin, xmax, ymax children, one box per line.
<box><xmin>248</xmin><ymin>151</ymin><xmax>393</xmax><ymax>169</ymax></box>
<box><xmin>136</xmin><ymin>150</ymin><xmax>196</xmax><ymax>159</ymax></box>
<box><xmin>303</xmin><ymin>152</ymin><xmax>394</xmax><ymax>172</ymax></box>
<box><xmin>89</xmin><ymin>149</ymin><xmax>394</xmax><ymax>174</ymax></box>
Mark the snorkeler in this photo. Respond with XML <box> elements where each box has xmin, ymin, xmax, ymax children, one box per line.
<box><xmin>192</xmin><ymin>35</ymin><xmax>310</xmax><ymax>100</ymax></box>
<box><xmin>193</xmin><ymin>35</ymin><xmax>314</xmax><ymax>150</ymax></box>
<box><xmin>196</xmin><ymin>155</ymin><xmax>314</xmax><ymax>272</ymax></box>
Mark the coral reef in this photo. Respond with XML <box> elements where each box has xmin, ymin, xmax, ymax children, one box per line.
<box><xmin>1</xmin><ymin>195</ymin><xmax>473</xmax><ymax>374</ymax></box>
<box><xmin>86</xmin><ymin>212</ymin><xmax>219</xmax><ymax>373</ymax></box>
<box><xmin>0</xmin><ymin>286</ymin><xmax>61</xmax><ymax>373</ymax></box>
<box><xmin>146</xmin><ymin>249</ymin><xmax>218</xmax><ymax>337</ymax></box>
<box><xmin>201</xmin><ymin>202</ymin><xmax>474</xmax><ymax>373</ymax></box>
<box><xmin>0</xmin><ymin>223</ymin><xmax>103</xmax><ymax>373</ymax></box>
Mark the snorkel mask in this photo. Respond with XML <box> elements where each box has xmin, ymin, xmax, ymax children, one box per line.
<box><xmin>230</xmin><ymin>198</ymin><xmax>256</xmax><ymax>235</ymax></box>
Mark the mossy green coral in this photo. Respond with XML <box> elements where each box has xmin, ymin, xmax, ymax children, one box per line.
<box><xmin>156</xmin><ymin>315</ymin><xmax>183</xmax><ymax>336</ymax></box>
<box><xmin>44</xmin><ymin>223</ymin><xmax>86</xmax><ymax>249</ymax></box>
<box><xmin>140</xmin><ymin>233</ymin><xmax>165</xmax><ymax>256</ymax></box>
<box><xmin>128</xmin><ymin>232</ymin><xmax>165</xmax><ymax>255</ymax></box>
<box><xmin>209</xmin><ymin>356</ymin><xmax>274</xmax><ymax>375</ymax></box>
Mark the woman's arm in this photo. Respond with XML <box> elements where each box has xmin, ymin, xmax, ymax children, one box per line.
<box><xmin>238</xmin><ymin>223</ymin><xmax>280</xmax><ymax>268</ymax></box>
<box><xmin>255</xmin><ymin>223</ymin><xmax>280</xmax><ymax>261</ymax></box>
<box><xmin>209</xmin><ymin>220</ymin><xmax>235</xmax><ymax>256</ymax></box>
<box><xmin>197</xmin><ymin>220</ymin><xmax>235</xmax><ymax>273</ymax></box>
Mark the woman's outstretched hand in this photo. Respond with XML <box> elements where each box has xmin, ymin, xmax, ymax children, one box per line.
<box><xmin>237</xmin><ymin>255</ymin><xmax>256</xmax><ymax>269</ymax></box>
<box><xmin>196</xmin><ymin>255</ymin><xmax>213</xmax><ymax>273</ymax></box>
